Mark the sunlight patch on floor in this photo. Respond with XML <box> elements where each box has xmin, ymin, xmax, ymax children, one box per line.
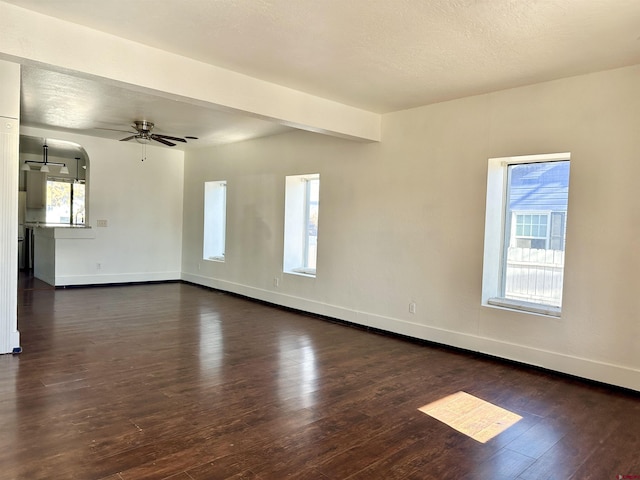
<box><xmin>418</xmin><ymin>391</ymin><xmax>522</xmax><ymax>443</ymax></box>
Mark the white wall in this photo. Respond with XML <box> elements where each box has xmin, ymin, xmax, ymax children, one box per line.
<box><xmin>22</xmin><ymin>126</ymin><xmax>184</xmax><ymax>285</ymax></box>
<box><xmin>182</xmin><ymin>65</ymin><xmax>640</xmax><ymax>391</ymax></box>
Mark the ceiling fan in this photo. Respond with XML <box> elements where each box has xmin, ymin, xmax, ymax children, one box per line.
<box><xmin>116</xmin><ymin>120</ymin><xmax>198</xmax><ymax>147</ymax></box>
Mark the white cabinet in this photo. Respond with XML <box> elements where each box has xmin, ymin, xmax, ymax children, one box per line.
<box><xmin>26</xmin><ymin>171</ymin><xmax>46</xmax><ymax>209</ymax></box>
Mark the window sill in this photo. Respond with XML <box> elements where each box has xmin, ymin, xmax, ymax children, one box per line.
<box><xmin>287</xmin><ymin>268</ymin><xmax>316</xmax><ymax>277</ymax></box>
<box><xmin>204</xmin><ymin>256</ymin><xmax>225</xmax><ymax>263</ymax></box>
<box><xmin>486</xmin><ymin>297</ymin><xmax>561</xmax><ymax>318</ymax></box>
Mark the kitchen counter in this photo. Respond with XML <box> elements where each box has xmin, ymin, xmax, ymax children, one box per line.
<box><xmin>25</xmin><ymin>222</ymin><xmax>91</xmax><ymax>228</ymax></box>
<box><xmin>31</xmin><ymin>224</ymin><xmax>95</xmax><ymax>239</ymax></box>
<box><xmin>31</xmin><ymin>224</ymin><xmax>96</xmax><ymax>286</ymax></box>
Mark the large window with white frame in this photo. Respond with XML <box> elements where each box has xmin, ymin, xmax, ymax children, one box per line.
<box><xmin>482</xmin><ymin>154</ymin><xmax>570</xmax><ymax>316</ymax></box>
<box><xmin>283</xmin><ymin>173</ymin><xmax>319</xmax><ymax>276</ymax></box>
<box><xmin>203</xmin><ymin>180</ymin><xmax>227</xmax><ymax>262</ymax></box>
<box><xmin>46</xmin><ymin>177</ymin><xmax>85</xmax><ymax>225</ymax></box>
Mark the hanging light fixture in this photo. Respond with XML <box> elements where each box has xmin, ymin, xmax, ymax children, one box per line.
<box><xmin>39</xmin><ymin>144</ymin><xmax>49</xmax><ymax>172</ymax></box>
<box><xmin>22</xmin><ymin>143</ymin><xmax>70</xmax><ymax>174</ymax></box>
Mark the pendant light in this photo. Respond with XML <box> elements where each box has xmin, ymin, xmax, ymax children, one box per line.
<box><xmin>40</xmin><ymin>144</ymin><xmax>49</xmax><ymax>172</ymax></box>
<box><xmin>22</xmin><ymin>143</ymin><xmax>70</xmax><ymax>174</ymax></box>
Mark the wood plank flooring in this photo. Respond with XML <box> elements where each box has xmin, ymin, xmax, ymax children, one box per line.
<box><xmin>2</xmin><ymin>280</ymin><xmax>640</xmax><ymax>479</ymax></box>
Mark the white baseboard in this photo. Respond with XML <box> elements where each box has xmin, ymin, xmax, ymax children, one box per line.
<box><xmin>56</xmin><ymin>271</ymin><xmax>181</xmax><ymax>286</ymax></box>
<box><xmin>182</xmin><ymin>272</ymin><xmax>640</xmax><ymax>392</ymax></box>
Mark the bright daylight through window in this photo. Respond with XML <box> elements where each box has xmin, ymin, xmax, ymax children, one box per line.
<box><xmin>283</xmin><ymin>173</ymin><xmax>319</xmax><ymax>276</ymax></box>
<box><xmin>203</xmin><ymin>181</ymin><xmax>227</xmax><ymax>262</ymax></box>
<box><xmin>482</xmin><ymin>154</ymin><xmax>570</xmax><ymax>316</ymax></box>
<box><xmin>46</xmin><ymin>178</ymin><xmax>85</xmax><ymax>225</ymax></box>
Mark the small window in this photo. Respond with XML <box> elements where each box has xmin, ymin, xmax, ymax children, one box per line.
<box><xmin>283</xmin><ymin>173</ymin><xmax>319</xmax><ymax>276</ymax></box>
<box><xmin>203</xmin><ymin>181</ymin><xmax>227</xmax><ymax>262</ymax></box>
<box><xmin>46</xmin><ymin>177</ymin><xmax>85</xmax><ymax>225</ymax></box>
<box><xmin>482</xmin><ymin>154</ymin><xmax>570</xmax><ymax>316</ymax></box>
<box><xmin>514</xmin><ymin>213</ymin><xmax>548</xmax><ymax>248</ymax></box>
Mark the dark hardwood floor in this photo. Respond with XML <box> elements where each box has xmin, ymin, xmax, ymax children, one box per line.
<box><xmin>2</xmin><ymin>278</ymin><xmax>639</xmax><ymax>479</ymax></box>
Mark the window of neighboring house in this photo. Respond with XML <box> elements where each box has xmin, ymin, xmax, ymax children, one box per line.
<box><xmin>46</xmin><ymin>178</ymin><xmax>85</xmax><ymax>225</ymax></box>
<box><xmin>514</xmin><ymin>213</ymin><xmax>549</xmax><ymax>249</ymax></box>
<box><xmin>203</xmin><ymin>181</ymin><xmax>227</xmax><ymax>262</ymax></box>
<box><xmin>482</xmin><ymin>154</ymin><xmax>570</xmax><ymax>316</ymax></box>
<box><xmin>283</xmin><ymin>173</ymin><xmax>319</xmax><ymax>276</ymax></box>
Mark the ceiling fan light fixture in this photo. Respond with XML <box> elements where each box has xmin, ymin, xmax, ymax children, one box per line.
<box><xmin>135</xmin><ymin>136</ymin><xmax>151</xmax><ymax>145</ymax></box>
<box><xmin>60</xmin><ymin>165</ymin><xmax>69</xmax><ymax>175</ymax></box>
<box><xmin>40</xmin><ymin>164</ymin><xmax>50</xmax><ymax>173</ymax></box>
<box><xmin>21</xmin><ymin>162</ymin><xmax>31</xmax><ymax>171</ymax></box>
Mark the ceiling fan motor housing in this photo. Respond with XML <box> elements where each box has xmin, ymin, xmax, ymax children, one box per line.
<box><xmin>134</xmin><ymin>120</ymin><xmax>154</xmax><ymax>137</ymax></box>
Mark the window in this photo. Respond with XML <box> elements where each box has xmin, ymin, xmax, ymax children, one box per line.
<box><xmin>514</xmin><ymin>213</ymin><xmax>548</xmax><ymax>249</ymax></box>
<box><xmin>203</xmin><ymin>181</ymin><xmax>227</xmax><ymax>262</ymax></box>
<box><xmin>46</xmin><ymin>178</ymin><xmax>85</xmax><ymax>225</ymax></box>
<box><xmin>283</xmin><ymin>173</ymin><xmax>319</xmax><ymax>276</ymax></box>
<box><xmin>482</xmin><ymin>154</ymin><xmax>570</xmax><ymax>316</ymax></box>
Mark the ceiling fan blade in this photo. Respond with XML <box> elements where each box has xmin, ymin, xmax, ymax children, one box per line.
<box><xmin>185</xmin><ymin>136</ymin><xmax>199</xmax><ymax>140</ymax></box>
<box><xmin>97</xmin><ymin>127</ymin><xmax>137</xmax><ymax>134</ymax></box>
<box><xmin>152</xmin><ymin>137</ymin><xmax>176</xmax><ymax>147</ymax></box>
<box><xmin>153</xmin><ymin>134</ymin><xmax>187</xmax><ymax>143</ymax></box>
<box><xmin>120</xmin><ymin>135</ymin><xmax>137</xmax><ymax>142</ymax></box>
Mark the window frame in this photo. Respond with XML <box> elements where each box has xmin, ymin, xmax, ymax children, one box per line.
<box><xmin>482</xmin><ymin>153</ymin><xmax>570</xmax><ymax>317</ymax></box>
<box><xmin>302</xmin><ymin>176</ymin><xmax>319</xmax><ymax>271</ymax></box>
<box><xmin>203</xmin><ymin>180</ymin><xmax>227</xmax><ymax>262</ymax></box>
<box><xmin>283</xmin><ymin>173</ymin><xmax>320</xmax><ymax>277</ymax></box>
<box><xmin>45</xmin><ymin>176</ymin><xmax>86</xmax><ymax>225</ymax></box>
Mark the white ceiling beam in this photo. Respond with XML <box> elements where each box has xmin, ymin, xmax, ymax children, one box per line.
<box><xmin>0</xmin><ymin>1</ymin><xmax>380</xmax><ymax>142</ymax></box>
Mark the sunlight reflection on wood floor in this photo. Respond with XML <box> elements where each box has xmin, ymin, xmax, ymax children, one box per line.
<box><xmin>419</xmin><ymin>391</ymin><xmax>522</xmax><ymax>443</ymax></box>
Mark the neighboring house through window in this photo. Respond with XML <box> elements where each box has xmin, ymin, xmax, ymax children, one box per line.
<box><xmin>482</xmin><ymin>154</ymin><xmax>570</xmax><ymax>316</ymax></box>
<box><xmin>514</xmin><ymin>213</ymin><xmax>549</xmax><ymax>249</ymax></box>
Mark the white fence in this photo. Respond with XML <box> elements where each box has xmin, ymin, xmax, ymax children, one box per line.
<box><xmin>504</xmin><ymin>247</ymin><xmax>564</xmax><ymax>307</ymax></box>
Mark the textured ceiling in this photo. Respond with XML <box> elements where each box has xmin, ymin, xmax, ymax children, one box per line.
<box><xmin>7</xmin><ymin>0</ymin><xmax>640</xmax><ymax>113</ymax></box>
<box><xmin>20</xmin><ymin>66</ymin><xmax>293</xmax><ymax>148</ymax></box>
<box><xmin>5</xmin><ymin>0</ymin><xmax>640</xmax><ymax>150</ymax></box>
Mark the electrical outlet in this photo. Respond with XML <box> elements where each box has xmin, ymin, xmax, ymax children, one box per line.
<box><xmin>96</xmin><ymin>219</ymin><xmax>108</xmax><ymax>227</ymax></box>
<box><xmin>409</xmin><ymin>302</ymin><xmax>416</xmax><ymax>314</ymax></box>
<box><xmin>273</xmin><ymin>277</ymin><xmax>279</xmax><ymax>287</ymax></box>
